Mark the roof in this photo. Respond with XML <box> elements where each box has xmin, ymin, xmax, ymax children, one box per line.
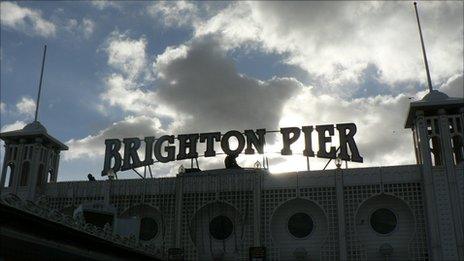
<box><xmin>0</xmin><ymin>121</ymin><xmax>68</xmax><ymax>150</ymax></box>
<box><xmin>0</xmin><ymin>193</ymin><xmax>162</xmax><ymax>260</ymax></box>
<box><xmin>404</xmin><ymin>90</ymin><xmax>464</xmax><ymax>128</ymax></box>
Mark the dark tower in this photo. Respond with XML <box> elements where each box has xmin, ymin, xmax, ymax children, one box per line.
<box><xmin>404</xmin><ymin>3</ymin><xmax>464</xmax><ymax>260</ymax></box>
<box><xmin>0</xmin><ymin>45</ymin><xmax>68</xmax><ymax>200</ymax></box>
<box><xmin>0</xmin><ymin>122</ymin><xmax>68</xmax><ymax>200</ymax></box>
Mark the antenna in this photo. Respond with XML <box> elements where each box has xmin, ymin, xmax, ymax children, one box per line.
<box><xmin>34</xmin><ymin>45</ymin><xmax>47</xmax><ymax>122</ymax></box>
<box><xmin>413</xmin><ymin>2</ymin><xmax>433</xmax><ymax>92</ymax></box>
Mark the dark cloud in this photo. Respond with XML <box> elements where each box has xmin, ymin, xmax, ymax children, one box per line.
<box><xmin>154</xmin><ymin>37</ymin><xmax>302</xmax><ymax>133</ymax></box>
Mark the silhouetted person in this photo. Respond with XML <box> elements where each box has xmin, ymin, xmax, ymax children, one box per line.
<box><xmin>87</xmin><ymin>173</ymin><xmax>96</xmax><ymax>181</ymax></box>
<box><xmin>225</xmin><ymin>154</ymin><xmax>242</xmax><ymax>169</ymax></box>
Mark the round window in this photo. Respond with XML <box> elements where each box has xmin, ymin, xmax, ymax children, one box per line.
<box><xmin>209</xmin><ymin>215</ymin><xmax>233</xmax><ymax>240</ymax></box>
<box><xmin>288</xmin><ymin>212</ymin><xmax>314</xmax><ymax>238</ymax></box>
<box><xmin>370</xmin><ymin>208</ymin><xmax>397</xmax><ymax>235</ymax></box>
<box><xmin>139</xmin><ymin>217</ymin><xmax>158</xmax><ymax>241</ymax></box>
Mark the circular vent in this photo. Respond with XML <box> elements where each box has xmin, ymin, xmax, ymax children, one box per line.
<box><xmin>209</xmin><ymin>215</ymin><xmax>233</xmax><ymax>240</ymax></box>
<box><xmin>370</xmin><ymin>208</ymin><xmax>397</xmax><ymax>235</ymax></box>
<box><xmin>288</xmin><ymin>212</ymin><xmax>314</xmax><ymax>238</ymax></box>
<box><xmin>139</xmin><ymin>217</ymin><xmax>158</xmax><ymax>241</ymax></box>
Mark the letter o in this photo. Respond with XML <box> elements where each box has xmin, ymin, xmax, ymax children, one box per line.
<box><xmin>221</xmin><ymin>130</ymin><xmax>245</xmax><ymax>155</ymax></box>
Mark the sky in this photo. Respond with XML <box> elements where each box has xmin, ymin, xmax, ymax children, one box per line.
<box><xmin>0</xmin><ymin>1</ymin><xmax>463</xmax><ymax>181</ymax></box>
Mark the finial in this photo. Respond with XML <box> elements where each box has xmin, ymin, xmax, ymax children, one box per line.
<box><xmin>413</xmin><ymin>2</ymin><xmax>433</xmax><ymax>93</ymax></box>
<box><xmin>34</xmin><ymin>45</ymin><xmax>47</xmax><ymax>122</ymax></box>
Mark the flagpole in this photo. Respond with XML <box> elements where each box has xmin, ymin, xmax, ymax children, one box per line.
<box><xmin>413</xmin><ymin>2</ymin><xmax>433</xmax><ymax>92</ymax></box>
<box><xmin>34</xmin><ymin>45</ymin><xmax>47</xmax><ymax>122</ymax></box>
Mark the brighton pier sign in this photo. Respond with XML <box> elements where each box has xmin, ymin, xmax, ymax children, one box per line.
<box><xmin>102</xmin><ymin>123</ymin><xmax>363</xmax><ymax>175</ymax></box>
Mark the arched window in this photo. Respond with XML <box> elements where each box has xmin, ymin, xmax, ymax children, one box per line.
<box><xmin>451</xmin><ymin>135</ymin><xmax>464</xmax><ymax>165</ymax></box>
<box><xmin>47</xmin><ymin>170</ymin><xmax>54</xmax><ymax>183</ymax></box>
<box><xmin>20</xmin><ymin>161</ymin><xmax>30</xmax><ymax>186</ymax></box>
<box><xmin>4</xmin><ymin>163</ymin><xmax>14</xmax><ymax>187</ymax></box>
<box><xmin>429</xmin><ymin>137</ymin><xmax>442</xmax><ymax>166</ymax></box>
<box><xmin>36</xmin><ymin>164</ymin><xmax>45</xmax><ymax>187</ymax></box>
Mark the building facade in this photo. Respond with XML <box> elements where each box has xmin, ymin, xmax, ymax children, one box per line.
<box><xmin>1</xmin><ymin>90</ymin><xmax>463</xmax><ymax>260</ymax></box>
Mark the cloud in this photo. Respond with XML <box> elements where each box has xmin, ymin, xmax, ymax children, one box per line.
<box><xmin>67</xmin><ymin>35</ymin><xmax>301</xmax><ymax>174</ymax></box>
<box><xmin>0</xmin><ymin>2</ymin><xmax>56</xmax><ymax>37</ymax></box>
<box><xmin>1</xmin><ymin>120</ymin><xmax>26</xmax><ymax>132</ymax></box>
<box><xmin>0</xmin><ymin>121</ymin><xmax>27</xmax><ymax>170</ymax></box>
<box><xmin>91</xmin><ymin>1</ymin><xmax>122</xmax><ymax>10</ymax></box>
<box><xmin>196</xmin><ymin>1</ymin><xmax>463</xmax><ymax>88</ymax></box>
<box><xmin>153</xmin><ymin>37</ymin><xmax>302</xmax><ymax>132</ymax></box>
<box><xmin>65</xmin><ymin>18</ymin><xmax>95</xmax><ymax>39</ymax></box>
<box><xmin>0</xmin><ymin>102</ymin><xmax>6</xmax><ymax>114</ymax></box>
<box><xmin>439</xmin><ymin>73</ymin><xmax>464</xmax><ymax>98</ymax></box>
<box><xmin>64</xmin><ymin>115</ymin><xmax>164</xmax><ymax>160</ymax></box>
<box><xmin>99</xmin><ymin>33</ymin><xmax>178</xmax><ymax>119</ymax></box>
<box><xmin>279</xmin><ymin>89</ymin><xmax>415</xmax><ymax>170</ymax></box>
<box><xmin>16</xmin><ymin>97</ymin><xmax>36</xmax><ymax>117</ymax></box>
<box><xmin>66</xmin><ymin>18</ymin><xmax>460</xmax><ymax>177</ymax></box>
<box><xmin>82</xmin><ymin>18</ymin><xmax>95</xmax><ymax>38</ymax></box>
<box><xmin>195</xmin><ymin>3</ymin><xmax>261</xmax><ymax>49</ymax></box>
<box><xmin>147</xmin><ymin>1</ymin><xmax>199</xmax><ymax>28</ymax></box>
<box><xmin>104</xmin><ymin>32</ymin><xmax>148</xmax><ymax>79</ymax></box>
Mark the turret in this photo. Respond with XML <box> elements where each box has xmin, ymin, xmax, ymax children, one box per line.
<box><xmin>405</xmin><ymin>90</ymin><xmax>464</xmax><ymax>167</ymax></box>
<box><xmin>0</xmin><ymin>121</ymin><xmax>68</xmax><ymax>200</ymax></box>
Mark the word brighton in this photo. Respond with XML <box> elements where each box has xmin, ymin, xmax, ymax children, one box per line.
<box><xmin>102</xmin><ymin>123</ymin><xmax>363</xmax><ymax>175</ymax></box>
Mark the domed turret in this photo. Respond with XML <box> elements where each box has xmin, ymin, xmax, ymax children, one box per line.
<box><xmin>22</xmin><ymin>121</ymin><xmax>48</xmax><ymax>133</ymax></box>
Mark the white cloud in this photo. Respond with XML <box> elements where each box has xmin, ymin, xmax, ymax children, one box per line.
<box><xmin>67</xmin><ymin>8</ymin><xmax>461</xmax><ymax>177</ymax></box>
<box><xmin>278</xmin><ymin>89</ymin><xmax>415</xmax><ymax>170</ymax></box>
<box><xmin>439</xmin><ymin>73</ymin><xmax>464</xmax><ymax>98</ymax></box>
<box><xmin>0</xmin><ymin>102</ymin><xmax>6</xmax><ymax>114</ymax></box>
<box><xmin>0</xmin><ymin>2</ymin><xmax>56</xmax><ymax>37</ymax></box>
<box><xmin>91</xmin><ymin>1</ymin><xmax>121</xmax><ymax>10</ymax></box>
<box><xmin>147</xmin><ymin>1</ymin><xmax>198</xmax><ymax>28</ymax></box>
<box><xmin>16</xmin><ymin>97</ymin><xmax>36</xmax><ymax>117</ymax></box>
<box><xmin>65</xmin><ymin>18</ymin><xmax>95</xmax><ymax>39</ymax></box>
<box><xmin>195</xmin><ymin>1</ymin><xmax>463</xmax><ymax>88</ymax></box>
<box><xmin>64</xmin><ymin>115</ymin><xmax>164</xmax><ymax>160</ymax></box>
<box><xmin>195</xmin><ymin>3</ymin><xmax>261</xmax><ymax>49</ymax></box>
<box><xmin>82</xmin><ymin>18</ymin><xmax>95</xmax><ymax>38</ymax></box>
<box><xmin>105</xmin><ymin>32</ymin><xmax>148</xmax><ymax>79</ymax></box>
<box><xmin>1</xmin><ymin>120</ymin><xmax>26</xmax><ymax>132</ymax></box>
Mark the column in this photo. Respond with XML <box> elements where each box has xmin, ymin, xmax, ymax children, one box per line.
<box><xmin>437</xmin><ymin>110</ymin><xmax>464</xmax><ymax>259</ymax></box>
<box><xmin>253</xmin><ymin>171</ymin><xmax>262</xmax><ymax>246</ymax></box>
<box><xmin>335</xmin><ymin>168</ymin><xmax>347</xmax><ymax>260</ymax></box>
<box><xmin>416</xmin><ymin>112</ymin><xmax>442</xmax><ymax>260</ymax></box>
<box><xmin>28</xmin><ymin>142</ymin><xmax>42</xmax><ymax>200</ymax></box>
<box><xmin>0</xmin><ymin>144</ymin><xmax>10</xmax><ymax>192</ymax></box>
<box><xmin>174</xmin><ymin>175</ymin><xmax>184</xmax><ymax>248</ymax></box>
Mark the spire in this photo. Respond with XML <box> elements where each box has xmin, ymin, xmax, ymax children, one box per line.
<box><xmin>413</xmin><ymin>2</ymin><xmax>433</xmax><ymax>93</ymax></box>
<box><xmin>34</xmin><ymin>45</ymin><xmax>47</xmax><ymax>122</ymax></box>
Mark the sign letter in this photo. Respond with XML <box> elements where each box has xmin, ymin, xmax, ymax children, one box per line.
<box><xmin>336</xmin><ymin>123</ymin><xmax>363</xmax><ymax>162</ymax></box>
<box><xmin>177</xmin><ymin>134</ymin><xmax>199</xmax><ymax>160</ymax></box>
<box><xmin>199</xmin><ymin>132</ymin><xmax>221</xmax><ymax>157</ymax></box>
<box><xmin>143</xmin><ymin>136</ymin><xmax>155</xmax><ymax>166</ymax></box>
<box><xmin>280</xmin><ymin>127</ymin><xmax>301</xmax><ymax>155</ymax></box>
<box><xmin>244</xmin><ymin>129</ymin><xmax>266</xmax><ymax>154</ymax></box>
<box><xmin>302</xmin><ymin>126</ymin><xmax>315</xmax><ymax>157</ymax></box>
<box><xmin>154</xmin><ymin>135</ymin><xmax>176</xmax><ymax>163</ymax></box>
<box><xmin>316</xmin><ymin>125</ymin><xmax>336</xmax><ymax>159</ymax></box>
<box><xmin>102</xmin><ymin>139</ymin><xmax>122</xmax><ymax>176</ymax></box>
<box><xmin>121</xmin><ymin>138</ymin><xmax>142</xmax><ymax>171</ymax></box>
<box><xmin>221</xmin><ymin>130</ymin><xmax>245</xmax><ymax>155</ymax></box>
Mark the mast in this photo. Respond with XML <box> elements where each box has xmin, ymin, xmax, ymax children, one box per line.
<box><xmin>34</xmin><ymin>45</ymin><xmax>47</xmax><ymax>122</ymax></box>
<box><xmin>413</xmin><ymin>2</ymin><xmax>433</xmax><ymax>92</ymax></box>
